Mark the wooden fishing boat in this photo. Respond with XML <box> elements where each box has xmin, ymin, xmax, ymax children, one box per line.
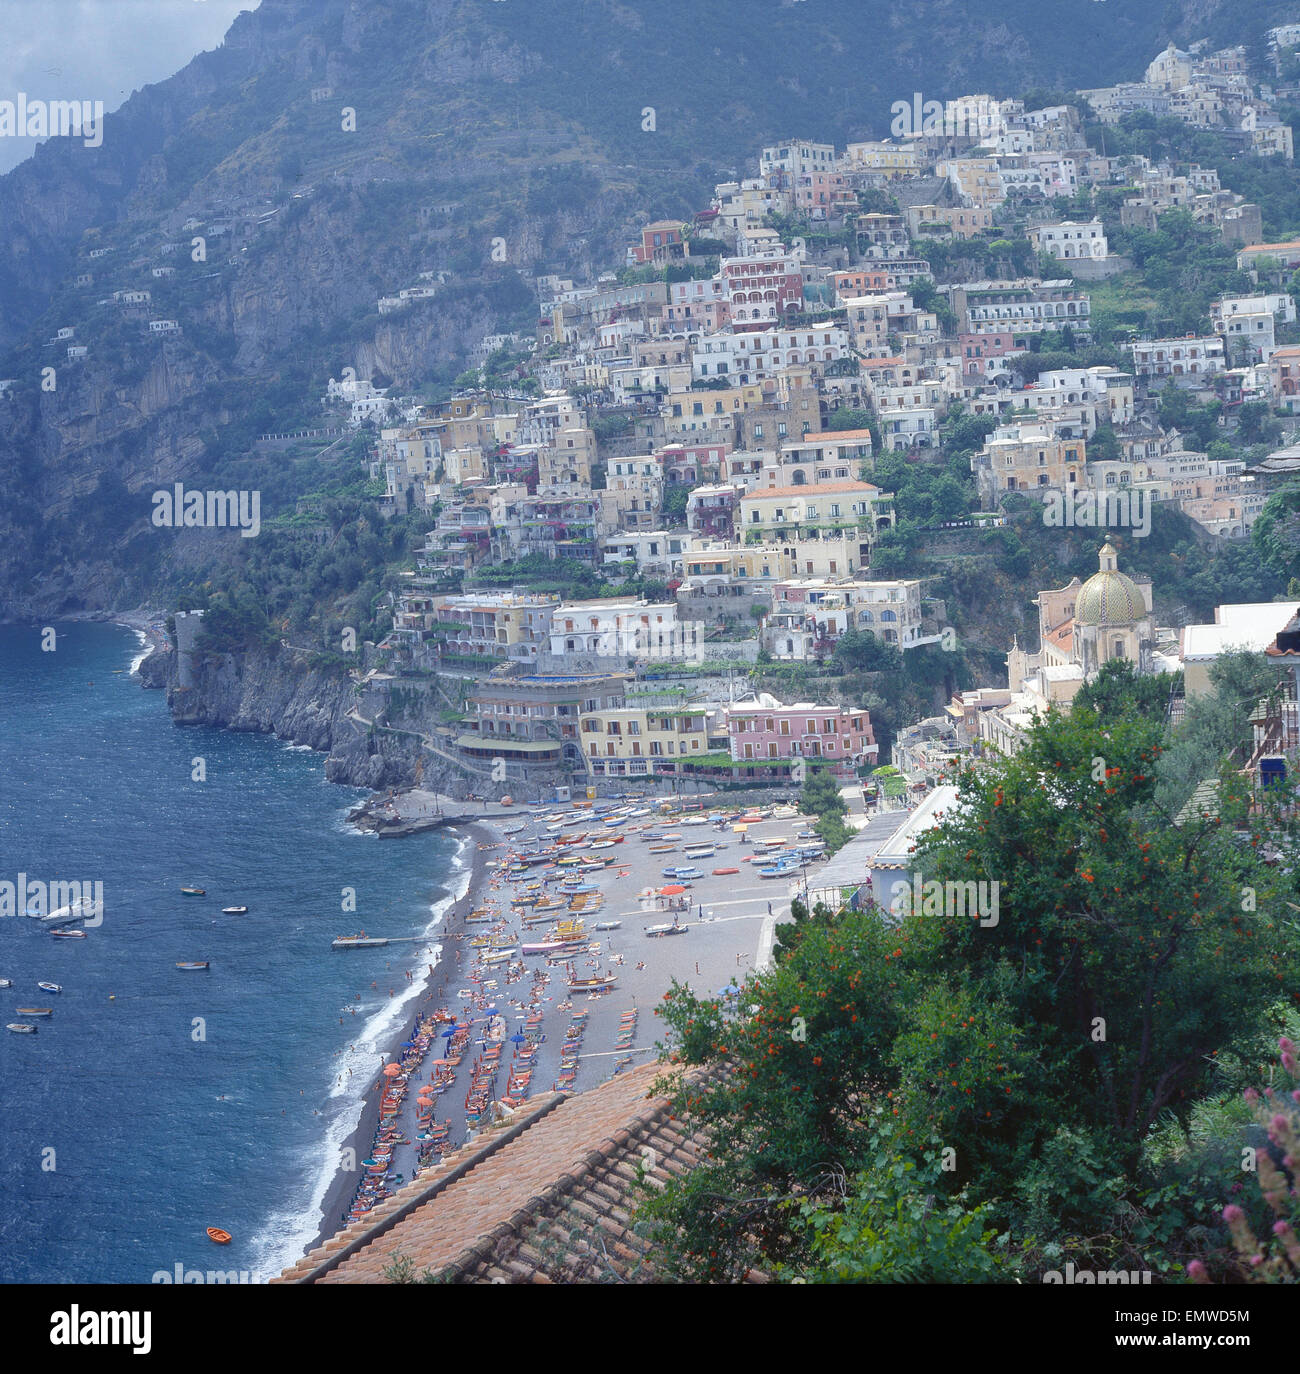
<box><xmin>648</xmin><ymin>844</ymin><xmax>676</xmax><ymax>854</ymax></box>
<box><xmin>176</xmin><ymin>961</ymin><xmax>210</xmax><ymax>970</ymax></box>
<box><xmin>37</xmin><ymin>982</ymin><xmax>62</xmax><ymax>993</ymax></box>
<box><xmin>713</xmin><ymin>867</ymin><xmax>740</xmax><ymax>876</ymax></box>
<box><xmin>568</xmin><ymin>975</ymin><xmax>618</xmax><ymax>991</ymax></box>
<box><xmin>207</xmin><ymin>1227</ymin><xmax>232</xmax><ymax>1244</ymax></box>
<box><xmin>15</xmin><ymin>1007</ymin><xmax>53</xmax><ymax>1017</ymax></box>
<box><xmin>180</xmin><ymin>887</ymin><xmax>206</xmax><ymax>896</ymax></box>
<box><xmin>646</xmin><ymin>923</ymin><xmax>688</xmax><ymax>938</ymax></box>
<box><xmin>6</xmin><ymin>1023</ymin><xmax>37</xmax><ymax>1033</ymax></box>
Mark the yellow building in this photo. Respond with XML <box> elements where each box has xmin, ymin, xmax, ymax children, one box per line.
<box><xmin>663</xmin><ymin>383</ymin><xmax>767</xmax><ymax>437</ymax></box>
<box><xmin>579</xmin><ymin>706</ymin><xmax>710</xmax><ymax>776</ymax></box>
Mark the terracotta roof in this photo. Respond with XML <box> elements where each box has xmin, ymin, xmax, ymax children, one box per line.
<box><xmin>276</xmin><ymin>1061</ymin><xmax>712</xmax><ymax>1285</ymax></box>
<box><xmin>741</xmin><ymin>480</ymin><xmax>880</xmax><ymax>501</ymax></box>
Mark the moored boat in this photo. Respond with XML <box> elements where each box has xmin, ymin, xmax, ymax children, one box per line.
<box><xmin>51</xmin><ymin>929</ymin><xmax>87</xmax><ymax>939</ymax></box>
<box><xmin>221</xmin><ymin>906</ymin><xmax>249</xmax><ymax>915</ymax></box>
<box><xmin>15</xmin><ymin>1007</ymin><xmax>53</xmax><ymax>1017</ymax></box>
<box><xmin>176</xmin><ymin>961</ymin><xmax>210</xmax><ymax>970</ymax></box>
<box><xmin>6</xmin><ymin>1023</ymin><xmax>37</xmax><ymax>1034</ymax></box>
<box><xmin>37</xmin><ymin>981</ymin><xmax>61</xmax><ymax>993</ymax></box>
<box><xmin>180</xmin><ymin>887</ymin><xmax>206</xmax><ymax>896</ymax></box>
<box><xmin>207</xmin><ymin>1227</ymin><xmax>232</xmax><ymax>1244</ymax></box>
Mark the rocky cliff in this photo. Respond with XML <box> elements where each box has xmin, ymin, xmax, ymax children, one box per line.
<box><xmin>145</xmin><ymin>641</ymin><xmax>452</xmax><ymax>791</ymax></box>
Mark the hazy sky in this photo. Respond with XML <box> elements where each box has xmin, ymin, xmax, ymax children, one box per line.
<box><xmin>0</xmin><ymin>0</ymin><xmax>252</xmax><ymax>173</ymax></box>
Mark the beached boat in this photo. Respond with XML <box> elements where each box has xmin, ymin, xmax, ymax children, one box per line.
<box><xmin>648</xmin><ymin>844</ymin><xmax>676</xmax><ymax>854</ymax></box>
<box><xmin>682</xmin><ymin>846</ymin><xmax>715</xmax><ymax>859</ymax></box>
<box><xmin>568</xmin><ymin>975</ymin><xmax>618</xmax><ymax>991</ymax></box>
<box><xmin>180</xmin><ymin>887</ymin><xmax>205</xmax><ymax>896</ymax></box>
<box><xmin>758</xmin><ymin>863</ymin><xmax>799</xmax><ymax>879</ymax></box>
<box><xmin>521</xmin><ymin>941</ymin><xmax>567</xmax><ymax>956</ymax></box>
<box><xmin>713</xmin><ymin>867</ymin><xmax>740</xmax><ymax>876</ymax></box>
<box><xmin>37</xmin><ymin>982</ymin><xmax>61</xmax><ymax>993</ymax></box>
<box><xmin>6</xmin><ymin>1024</ymin><xmax>37</xmax><ymax>1034</ymax></box>
<box><xmin>51</xmin><ymin>929</ymin><xmax>87</xmax><ymax>939</ymax></box>
<box><xmin>592</xmin><ymin>920</ymin><xmax>621</xmax><ymax>931</ymax></box>
<box><xmin>221</xmin><ymin>906</ymin><xmax>249</xmax><ymax>915</ymax></box>
<box><xmin>646</xmin><ymin>923</ymin><xmax>688</xmax><ymax>938</ymax></box>
<box><xmin>176</xmin><ymin>961</ymin><xmax>210</xmax><ymax>970</ymax></box>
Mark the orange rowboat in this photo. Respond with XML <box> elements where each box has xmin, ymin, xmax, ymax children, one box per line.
<box><xmin>713</xmin><ymin>867</ymin><xmax>740</xmax><ymax>875</ymax></box>
<box><xmin>206</xmin><ymin>1227</ymin><xmax>232</xmax><ymax>1245</ymax></box>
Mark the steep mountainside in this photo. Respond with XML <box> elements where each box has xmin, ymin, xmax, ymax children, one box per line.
<box><xmin>0</xmin><ymin>0</ymin><xmax>1280</xmax><ymax>615</ymax></box>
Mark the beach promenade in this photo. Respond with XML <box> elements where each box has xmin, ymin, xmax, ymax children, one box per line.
<box><xmin>317</xmin><ymin>789</ymin><xmax>830</xmax><ymax>1247</ymax></box>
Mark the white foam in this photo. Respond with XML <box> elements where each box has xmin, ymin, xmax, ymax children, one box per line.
<box><xmin>247</xmin><ymin>830</ymin><xmax>475</xmax><ymax>1280</ymax></box>
<box><xmin>126</xmin><ymin>628</ymin><xmax>152</xmax><ymax>675</ymax></box>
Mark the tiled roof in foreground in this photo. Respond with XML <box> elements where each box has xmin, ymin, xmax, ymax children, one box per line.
<box><xmin>276</xmin><ymin>1060</ymin><xmax>710</xmax><ymax>1285</ymax></box>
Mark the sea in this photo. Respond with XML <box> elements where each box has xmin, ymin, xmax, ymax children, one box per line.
<box><xmin>0</xmin><ymin>621</ymin><xmax>468</xmax><ymax>1283</ymax></box>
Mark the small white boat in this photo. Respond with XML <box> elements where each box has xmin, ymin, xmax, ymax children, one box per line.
<box><xmin>0</xmin><ymin>979</ymin><xmax>11</xmax><ymax>989</ymax></box>
<box><xmin>6</xmin><ymin>1024</ymin><xmax>37</xmax><ymax>1034</ymax></box>
<box><xmin>593</xmin><ymin>920</ymin><xmax>621</xmax><ymax>931</ymax></box>
<box><xmin>221</xmin><ymin>906</ymin><xmax>248</xmax><ymax>915</ymax></box>
<box><xmin>37</xmin><ymin>982</ymin><xmax>62</xmax><ymax>993</ymax></box>
<box><xmin>51</xmin><ymin>929</ymin><xmax>87</xmax><ymax>939</ymax></box>
<box><xmin>646</xmin><ymin>923</ymin><xmax>688</xmax><ymax>938</ymax></box>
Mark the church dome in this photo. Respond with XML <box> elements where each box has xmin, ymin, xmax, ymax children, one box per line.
<box><xmin>1075</xmin><ymin>543</ymin><xmax>1142</xmax><ymax>627</ymax></box>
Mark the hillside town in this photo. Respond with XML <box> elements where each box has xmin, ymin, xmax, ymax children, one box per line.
<box><xmin>253</xmin><ymin>35</ymin><xmax>1300</xmax><ymax>815</ymax></box>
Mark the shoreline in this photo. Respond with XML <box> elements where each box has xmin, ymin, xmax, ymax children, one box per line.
<box><xmin>308</xmin><ymin>817</ymin><xmax>498</xmax><ymax>1255</ymax></box>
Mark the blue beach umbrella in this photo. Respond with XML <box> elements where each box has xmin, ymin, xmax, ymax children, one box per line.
<box><xmin>510</xmin><ymin>1032</ymin><xmax>527</xmax><ymax>1044</ymax></box>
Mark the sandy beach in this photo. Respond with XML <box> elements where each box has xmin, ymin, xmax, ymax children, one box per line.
<box><xmin>305</xmin><ymin>788</ymin><xmax>824</xmax><ymax>1254</ymax></box>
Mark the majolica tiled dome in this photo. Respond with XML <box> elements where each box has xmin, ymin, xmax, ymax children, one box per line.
<box><xmin>1075</xmin><ymin>543</ymin><xmax>1141</xmax><ymax>626</ymax></box>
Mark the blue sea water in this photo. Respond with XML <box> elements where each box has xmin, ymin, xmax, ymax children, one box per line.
<box><xmin>0</xmin><ymin>621</ymin><xmax>466</xmax><ymax>1283</ymax></box>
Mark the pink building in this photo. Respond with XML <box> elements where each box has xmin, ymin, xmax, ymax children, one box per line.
<box><xmin>726</xmin><ymin>701</ymin><xmax>878</xmax><ymax>768</ymax></box>
<box><xmin>658</xmin><ymin>442</ymin><xmax>729</xmax><ymax>485</ymax></box>
<box><xmin>628</xmin><ymin>221</ymin><xmax>687</xmax><ymax>265</ymax></box>
<box><xmin>666</xmin><ymin>277</ymin><xmax>729</xmax><ymax>332</ymax></box>
<box><xmin>959</xmin><ymin>330</ymin><xmax>1019</xmax><ymax>379</ymax></box>
<box><xmin>723</xmin><ymin>254</ymin><xmax>803</xmax><ymax>326</ymax></box>
<box><xmin>795</xmin><ymin>171</ymin><xmax>855</xmax><ymax>218</ymax></box>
